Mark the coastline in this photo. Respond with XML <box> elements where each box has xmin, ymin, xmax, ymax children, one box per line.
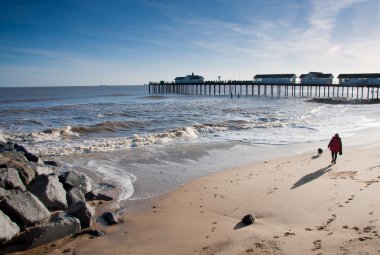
<box><xmin>48</xmin><ymin>141</ymin><xmax>380</xmax><ymax>254</ymax></box>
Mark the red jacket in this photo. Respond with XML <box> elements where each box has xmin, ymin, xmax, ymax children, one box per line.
<box><xmin>328</xmin><ymin>136</ymin><xmax>342</xmax><ymax>153</ymax></box>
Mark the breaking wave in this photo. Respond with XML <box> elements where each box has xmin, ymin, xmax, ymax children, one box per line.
<box><xmin>4</xmin><ymin>117</ymin><xmax>289</xmax><ymax>156</ymax></box>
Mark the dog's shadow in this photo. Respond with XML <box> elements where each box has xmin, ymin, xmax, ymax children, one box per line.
<box><xmin>311</xmin><ymin>149</ymin><xmax>323</xmax><ymax>159</ymax></box>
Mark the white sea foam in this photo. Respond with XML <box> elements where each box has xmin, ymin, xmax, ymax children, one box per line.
<box><xmin>0</xmin><ymin>129</ymin><xmax>7</xmax><ymax>143</ymax></box>
<box><xmin>9</xmin><ymin>125</ymin><xmax>201</xmax><ymax>156</ymax></box>
<box><xmin>30</xmin><ymin>126</ymin><xmax>80</xmax><ymax>141</ymax></box>
<box><xmin>86</xmin><ymin>159</ymin><xmax>136</xmax><ymax>204</ymax></box>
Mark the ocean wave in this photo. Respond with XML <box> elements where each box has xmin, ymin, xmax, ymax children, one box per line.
<box><xmin>71</xmin><ymin>121</ymin><xmax>147</xmax><ymax>135</ymax></box>
<box><xmin>32</xmin><ymin>126</ymin><xmax>80</xmax><ymax>140</ymax></box>
<box><xmin>4</xmin><ymin>117</ymin><xmax>289</xmax><ymax>156</ymax></box>
<box><xmin>5</xmin><ymin>126</ymin><xmax>200</xmax><ymax>156</ymax></box>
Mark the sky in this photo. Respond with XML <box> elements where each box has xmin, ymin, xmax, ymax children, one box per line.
<box><xmin>1</xmin><ymin>0</ymin><xmax>380</xmax><ymax>87</ymax></box>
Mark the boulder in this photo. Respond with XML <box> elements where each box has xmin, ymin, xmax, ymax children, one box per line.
<box><xmin>0</xmin><ymin>142</ymin><xmax>17</xmax><ymax>153</ymax></box>
<box><xmin>1</xmin><ymin>151</ymin><xmax>28</xmax><ymax>163</ymax></box>
<box><xmin>66</xmin><ymin>187</ymin><xmax>85</xmax><ymax>207</ymax></box>
<box><xmin>30</xmin><ymin>163</ymin><xmax>53</xmax><ymax>176</ymax></box>
<box><xmin>67</xmin><ymin>201</ymin><xmax>95</xmax><ymax>228</ymax></box>
<box><xmin>28</xmin><ymin>175</ymin><xmax>68</xmax><ymax>211</ymax></box>
<box><xmin>24</xmin><ymin>152</ymin><xmax>41</xmax><ymax>163</ymax></box>
<box><xmin>0</xmin><ymin>167</ymin><xmax>26</xmax><ymax>191</ymax></box>
<box><xmin>0</xmin><ymin>190</ymin><xmax>50</xmax><ymax>228</ymax></box>
<box><xmin>60</xmin><ymin>170</ymin><xmax>92</xmax><ymax>194</ymax></box>
<box><xmin>0</xmin><ymin>209</ymin><xmax>20</xmax><ymax>244</ymax></box>
<box><xmin>17</xmin><ymin>216</ymin><xmax>81</xmax><ymax>249</ymax></box>
<box><xmin>13</xmin><ymin>143</ymin><xmax>28</xmax><ymax>154</ymax></box>
<box><xmin>241</xmin><ymin>214</ymin><xmax>255</xmax><ymax>225</ymax></box>
<box><xmin>0</xmin><ymin>141</ymin><xmax>7</xmax><ymax>151</ymax></box>
<box><xmin>101</xmin><ymin>211</ymin><xmax>119</xmax><ymax>225</ymax></box>
<box><xmin>0</xmin><ymin>187</ymin><xmax>9</xmax><ymax>202</ymax></box>
<box><xmin>5</xmin><ymin>159</ymin><xmax>35</xmax><ymax>186</ymax></box>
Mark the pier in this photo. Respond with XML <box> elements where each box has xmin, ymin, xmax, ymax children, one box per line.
<box><xmin>148</xmin><ymin>81</ymin><xmax>380</xmax><ymax>99</ymax></box>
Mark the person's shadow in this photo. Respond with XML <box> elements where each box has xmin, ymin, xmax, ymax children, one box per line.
<box><xmin>291</xmin><ymin>164</ymin><xmax>333</xmax><ymax>189</ymax></box>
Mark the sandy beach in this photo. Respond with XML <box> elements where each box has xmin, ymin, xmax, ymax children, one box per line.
<box><xmin>29</xmin><ymin>142</ymin><xmax>380</xmax><ymax>255</ymax></box>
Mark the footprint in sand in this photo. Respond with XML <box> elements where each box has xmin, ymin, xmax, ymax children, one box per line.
<box><xmin>284</xmin><ymin>231</ymin><xmax>295</xmax><ymax>236</ymax></box>
<box><xmin>211</xmin><ymin>221</ymin><xmax>218</xmax><ymax>232</ymax></box>
<box><xmin>312</xmin><ymin>240</ymin><xmax>322</xmax><ymax>251</ymax></box>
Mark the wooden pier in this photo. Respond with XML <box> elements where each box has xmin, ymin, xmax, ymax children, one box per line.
<box><xmin>148</xmin><ymin>81</ymin><xmax>380</xmax><ymax>99</ymax></box>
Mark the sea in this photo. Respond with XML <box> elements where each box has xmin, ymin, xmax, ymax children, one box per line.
<box><xmin>1</xmin><ymin>85</ymin><xmax>380</xmax><ymax>208</ymax></box>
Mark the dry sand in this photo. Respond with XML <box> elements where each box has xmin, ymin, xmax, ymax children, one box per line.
<box><xmin>46</xmin><ymin>144</ymin><xmax>380</xmax><ymax>254</ymax></box>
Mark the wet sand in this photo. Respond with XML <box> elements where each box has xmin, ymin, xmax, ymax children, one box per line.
<box><xmin>46</xmin><ymin>143</ymin><xmax>380</xmax><ymax>254</ymax></box>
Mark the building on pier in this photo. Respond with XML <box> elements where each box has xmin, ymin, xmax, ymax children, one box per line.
<box><xmin>175</xmin><ymin>72</ymin><xmax>204</xmax><ymax>84</ymax></box>
<box><xmin>300</xmin><ymin>72</ymin><xmax>334</xmax><ymax>84</ymax></box>
<box><xmin>254</xmin><ymin>74</ymin><xmax>297</xmax><ymax>84</ymax></box>
<box><xmin>337</xmin><ymin>73</ymin><xmax>380</xmax><ymax>86</ymax></box>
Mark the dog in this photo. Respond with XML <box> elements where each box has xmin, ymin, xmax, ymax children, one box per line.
<box><xmin>317</xmin><ymin>148</ymin><xmax>323</xmax><ymax>155</ymax></box>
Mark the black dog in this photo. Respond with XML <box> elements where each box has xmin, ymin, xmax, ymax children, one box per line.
<box><xmin>318</xmin><ymin>148</ymin><xmax>323</xmax><ymax>155</ymax></box>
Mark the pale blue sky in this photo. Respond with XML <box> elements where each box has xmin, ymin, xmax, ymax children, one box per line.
<box><xmin>1</xmin><ymin>0</ymin><xmax>380</xmax><ymax>86</ymax></box>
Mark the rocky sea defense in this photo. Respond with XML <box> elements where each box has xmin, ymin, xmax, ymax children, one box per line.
<box><xmin>0</xmin><ymin>142</ymin><xmax>116</xmax><ymax>253</ymax></box>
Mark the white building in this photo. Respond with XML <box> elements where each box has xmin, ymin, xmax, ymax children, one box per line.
<box><xmin>299</xmin><ymin>72</ymin><xmax>334</xmax><ymax>84</ymax></box>
<box><xmin>175</xmin><ymin>73</ymin><xmax>204</xmax><ymax>84</ymax></box>
<box><xmin>254</xmin><ymin>74</ymin><xmax>297</xmax><ymax>84</ymax></box>
<box><xmin>338</xmin><ymin>73</ymin><xmax>380</xmax><ymax>85</ymax></box>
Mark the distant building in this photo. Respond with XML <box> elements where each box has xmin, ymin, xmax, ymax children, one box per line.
<box><xmin>299</xmin><ymin>72</ymin><xmax>334</xmax><ymax>84</ymax></box>
<box><xmin>175</xmin><ymin>73</ymin><xmax>204</xmax><ymax>84</ymax></box>
<box><xmin>254</xmin><ymin>74</ymin><xmax>297</xmax><ymax>84</ymax></box>
<box><xmin>337</xmin><ymin>73</ymin><xmax>380</xmax><ymax>85</ymax></box>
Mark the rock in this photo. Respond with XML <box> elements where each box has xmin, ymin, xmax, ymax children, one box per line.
<box><xmin>17</xmin><ymin>216</ymin><xmax>81</xmax><ymax>249</ymax></box>
<box><xmin>4</xmin><ymin>159</ymin><xmax>35</xmax><ymax>186</ymax></box>
<box><xmin>0</xmin><ymin>209</ymin><xmax>20</xmax><ymax>244</ymax></box>
<box><xmin>101</xmin><ymin>211</ymin><xmax>119</xmax><ymax>225</ymax></box>
<box><xmin>0</xmin><ymin>190</ymin><xmax>50</xmax><ymax>228</ymax></box>
<box><xmin>60</xmin><ymin>170</ymin><xmax>92</xmax><ymax>194</ymax></box>
<box><xmin>0</xmin><ymin>142</ymin><xmax>17</xmax><ymax>153</ymax></box>
<box><xmin>30</xmin><ymin>163</ymin><xmax>53</xmax><ymax>176</ymax></box>
<box><xmin>241</xmin><ymin>214</ymin><xmax>255</xmax><ymax>225</ymax></box>
<box><xmin>67</xmin><ymin>201</ymin><xmax>95</xmax><ymax>228</ymax></box>
<box><xmin>28</xmin><ymin>175</ymin><xmax>68</xmax><ymax>211</ymax></box>
<box><xmin>66</xmin><ymin>187</ymin><xmax>85</xmax><ymax>207</ymax></box>
<box><xmin>1</xmin><ymin>151</ymin><xmax>28</xmax><ymax>163</ymax></box>
<box><xmin>13</xmin><ymin>143</ymin><xmax>28</xmax><ymax>154</ymax></box>
<box><xmin>0</xmin><ymin>187</ymin><xmax>9</xmax><ymax>202</ymax></box>
<box><xmin>85</xmin><ymin>190</ymin><xmax>113</xmax><ymax>202</ymax></box>
<box><xmin>24</xmin><ymin>152</ymin><xmax>41</xmax><ymax>163</ymax></box>
<box><xmin>0</xmin><ymin>167</ymin><xmax>26</xmax><ymax>191</ymax></box>
<box><xmin>43</xmin><ymin>161</ymin><xmax>61</xmax><ymax>167</ymax></box>
<box><xmin>1</xmin><ymin>143</ymin><xmax>42</xmax><ymax>164</ymax></box>
<box><xmin>0</xmin><ymin>142</ymin><xmax>9</xmax><ymax>152</ymax></box>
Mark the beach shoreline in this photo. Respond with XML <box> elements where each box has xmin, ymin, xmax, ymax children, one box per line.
<box><xmin>42</xmin><ymin>141</ymin><xmax>380</xmax><ymax>255</ymax></box>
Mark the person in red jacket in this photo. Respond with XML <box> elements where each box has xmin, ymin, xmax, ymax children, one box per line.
<box><xmin>328</xmin><ymin>133</ymin><xmax>342</xmax><ymax>164</ymax></box>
